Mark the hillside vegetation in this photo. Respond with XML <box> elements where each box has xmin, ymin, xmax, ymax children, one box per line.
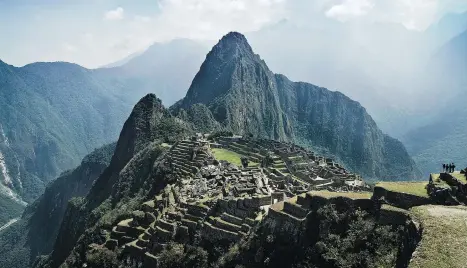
<box><xmin>0</xmin><ymin>143</ymin><xmax>116</xmax><ymax>268</ymax></box>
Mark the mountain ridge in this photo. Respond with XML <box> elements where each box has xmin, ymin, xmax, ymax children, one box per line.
<box><xmin>177</xmin><ymin>31</ymin><xmax>420</xmax><ymax>180</ymax></box>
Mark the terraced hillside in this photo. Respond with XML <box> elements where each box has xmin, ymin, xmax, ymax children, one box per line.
<box><xmin>74</xmin><ymin>133</ymin><xmax>371</xmax><ymax>266</ymax></box>
<box><xmin>214</xmin><ymin>136</ymin><xmax>366</xmax><ymax>194</ymax></box>
<box><xmin>33</xmin><ymin>130</ymin><xmax>467</xmax><ymax>268</ymax></box>
<box><xmin>98</xmin><ymin>138</ymin><xmax>273</xmax><ymax>265</ymax></box>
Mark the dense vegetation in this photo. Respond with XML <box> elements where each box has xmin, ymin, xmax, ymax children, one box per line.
<box><xmin>215</xmin><ymin>204</ymin><xmax>403</xmax><ymax>268</ymax></box>
<box><xmin>0</xmin><ymin>143</ymin><xmax>116</xmax><ymax>268</ymax></box>
<box><xmin>0</xmin><ymin>60</ymin><xmax>140</xmax><ymax>225</ymax></box>
<box><xmin>0</xmin><ymin>196</ymin><xmax>24</xmax><ymax>225</ymax></box>
<box><xmin>46</xmin><ymin>204</ymin><xmax>405</xmax><ymax>268</ymax></box>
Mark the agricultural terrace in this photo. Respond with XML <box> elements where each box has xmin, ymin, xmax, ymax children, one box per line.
<box><xmin>376</xmin><ymin>181</ymin><xmax>429</xmax><ymax>197</ymax></box>
<box><xmin>211</xmin><ymin>148</ymin><xmax>259</xmax><ymax>167</ymax></box>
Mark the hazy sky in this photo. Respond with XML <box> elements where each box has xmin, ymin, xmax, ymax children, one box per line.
<box><xmin>1</xmin><ymin>0</ymin><xmax>466</xmax><ymax>68</ymax></box>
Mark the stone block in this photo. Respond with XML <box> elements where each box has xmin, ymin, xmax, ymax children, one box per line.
<box><xmin>221</xmin><ymin>213</ymin><xmax>243</xmax><ymax>226</ymax></box>
<box><xmin>378</xmin><ymin>205</ymin><xmax>410</xmax><ymax>225</ymax></box>
<box><xmin>283</xmin><ymin>202</ymin><xmax>308</xmax><ymax>219</ymax></box>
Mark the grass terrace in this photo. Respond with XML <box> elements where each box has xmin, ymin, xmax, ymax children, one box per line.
<box><xmin>430</xmin><ymin>173</ymin><xmax>450</xmax><ymax>189</ymax></box>
<box><xmin>431</xmin><ymin>172</ymin><xmax>466</xmax><ymax>184</ymax></box>
<box><xmin>211</xmin><ymin>148</ymin><xmax>259</xmax><ymax>167</ymax></box>
<box><xmin>409</xmin><ymin>205</ymin><xmax>467</xmax><ymax>268</ymax></box>
<box><xmin>450</xmin><ymin>172</ymin><xmax>466</xmax><ymax>184</ymax></box>
<box><xmin>376</xmin><ymin>181</ymin><xmax>428</xmax><ymax>197</ymax></box>
<box><xmin>309</xmin><ymin>190</ymin><xmax>372</xmax><ymax>199</ymax></box>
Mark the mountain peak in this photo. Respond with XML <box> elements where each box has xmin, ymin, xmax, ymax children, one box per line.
<box><xmin>211</xmin><ymin>31</ymin><xmax>254</xmax><ymax>59</ymax></box>
<box><xmin>221</xmin><ymin>31</ymin><xmax>248</xmax><ymax>43</ymax></box>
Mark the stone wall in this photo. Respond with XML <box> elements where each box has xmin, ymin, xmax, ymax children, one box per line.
<box><xmin>377</xmin><ymin>205</ymin><xmax>410</xmax><ymax>225</ymax></box>
<box><xmin>201</xmin><ymin>222</ymin><xmax>241</xmax><ymax>242</ymax></box>
<box><xmin>372</xmin><ymin>186</ymin><xmax>432</xmax><ymax>209</ymax></box>
<box><xmin>283</xmin><ymin>202</ymin><xmax>308</xmax><ymax>219</ymax></box>
<box><xmin>272</xmin><ymin>192</ymin><xmax>286</xmax><ymax>202</ymax></box>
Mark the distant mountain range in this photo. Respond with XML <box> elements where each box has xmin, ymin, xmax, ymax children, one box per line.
<box><xmin>96</xmin><ymin>39</ymin><xmax>208</xmax><ymax>105</ymax></box>
<box><xmin>0</xmin><ymin>60</ymin><xmax>140</xmax><ymax>225</ymax></box>
<box><xmin>403</xmin><ymin>29</ymin><xmax>467</xmax><ymax>175</ymax></box>
<box><xmin>0</xmin><ymin>39</ymin><xmax>208</xmax><ymax>225</ymax></box>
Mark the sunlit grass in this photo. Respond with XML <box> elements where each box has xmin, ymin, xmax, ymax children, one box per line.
<box><xmin>409</xmin><ymin>205</ymin><xmax>467</xmax><ymax>268</ymax></box>
<box><xmin>309</xmin><ymin>190</ymin><xmax>372</xmax><ymax>199</ymax></box>
<box><xmin>376</xmin><ymin>181</ymin><xmax>428</xmax><ymax>197</ymax></box>
<box><xmin>211</xmin><ymin>148</ymin><xmax>258</xmax><ymax>167</ymax></box>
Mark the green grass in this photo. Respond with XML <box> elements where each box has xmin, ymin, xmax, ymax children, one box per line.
<box><xmin>409</xmin><ymin>205</ymin><xmax>467</xmax><ymax>268</ymax></box>
<box><xmin>376</xmin><ymin>181</ymin><xmax>428</xmax><ymax>197</ymax></box>
<box><xmin>310</xmin><ymin>190</ymin><xmax>372</xmax><ymax>199</ymax></box>
<box><xmin>211</xmin><ymin>148</ymin><xmax>258</xmax><ymax>167</ymax></box>
<box><xmin>161</xmin><ymin>143</ymin><xmax>172</xmax><ymax>148</ymax></box>
<box><xmin>451</xmin><ymin>172</ymin><xmax>467</xmax><ymax>183</ymax></box>
<box><xmin>430</xmin><ymin>173</ymin><xmax>451</xmax><ymax>189</ymax></box>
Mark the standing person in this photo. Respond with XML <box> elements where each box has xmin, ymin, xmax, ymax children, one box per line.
<box><xmin>453</xmin><ymin>163</ymin><xmax>456</xmax><ymax>173</ymax></box>
<box><xmin>443</xmin><ymin>163</ymin><xmax>446</xmax><ymax>173</ymax></box>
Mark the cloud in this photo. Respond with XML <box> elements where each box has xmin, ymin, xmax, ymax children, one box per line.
<box><xmin>394</xmin><ymin>0</ymin><xmax>439</xmax><ymax>30</ymax></box>
<box><xmin>104</xmin><ymin>7</ymin><xmax>124</xmax><ymax>20</ymax></box>
<box><xmin>325</xmin><ymin>0</ymin><xmax>374</xmax><ymax>22</ymax></box>
<box><xmin>148</xmin><ymin>0</ymin><xmax>287</xmax><ymax>40</ymax></box>
<box><xmin>62</xmin><ymin>42</ymin><xmax>78</xmax><ymax>53</ymax></box>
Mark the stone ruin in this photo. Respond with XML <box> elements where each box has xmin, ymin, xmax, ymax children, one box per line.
<box><xmin>97</xmin><ymin>134</ymin><xmax>370</xmax><ymax>266</ymax></box>
<box><xmin>214</xmin><ymin>136</ymin><xmax>368</xmax><ymax>196</ymax></box>
<box><xmin>427</xmin><ymin>172</ymin><xmax>467</xmax><ymax>205</ymax></box>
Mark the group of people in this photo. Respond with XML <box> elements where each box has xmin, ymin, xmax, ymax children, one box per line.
<box><xmin>443</xmin><ymin>163</ymin><xmax>456</xmax><ymax>173</ymax></box>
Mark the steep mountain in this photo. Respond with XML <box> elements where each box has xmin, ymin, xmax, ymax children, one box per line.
<box><xmin>0</xmin><ymin>143</ymin><xmax>115</xmax><ymax>268</ymax></box>
<box><xmin>96</xmin><ymin>39</ymin><xmax>208</xmax><ymax>106</ymax></box>
<box><xmin>177</xmin><ymin>32</ymin><xmax>420</xmax><ymax>180</ymax></box>
<box><xmin>0</xmin><ymin>59</ymin><xmax>137</xmax><ymax>225</ymax></box>
<box><xmin>36</xmin><ymin>94</ymin><xmax>193</xmax><ymax>268</ymax></box>
<box><xmin>403</xmin><ymin>30</ymin><xmax>467</xmax><ymax>175</ymax></box>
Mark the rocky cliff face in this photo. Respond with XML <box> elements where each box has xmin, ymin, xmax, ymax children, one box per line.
<box><xmin>178</xmin><ymin>32</ymin><xmax>420</xmax><ymax>180</ymax></box>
